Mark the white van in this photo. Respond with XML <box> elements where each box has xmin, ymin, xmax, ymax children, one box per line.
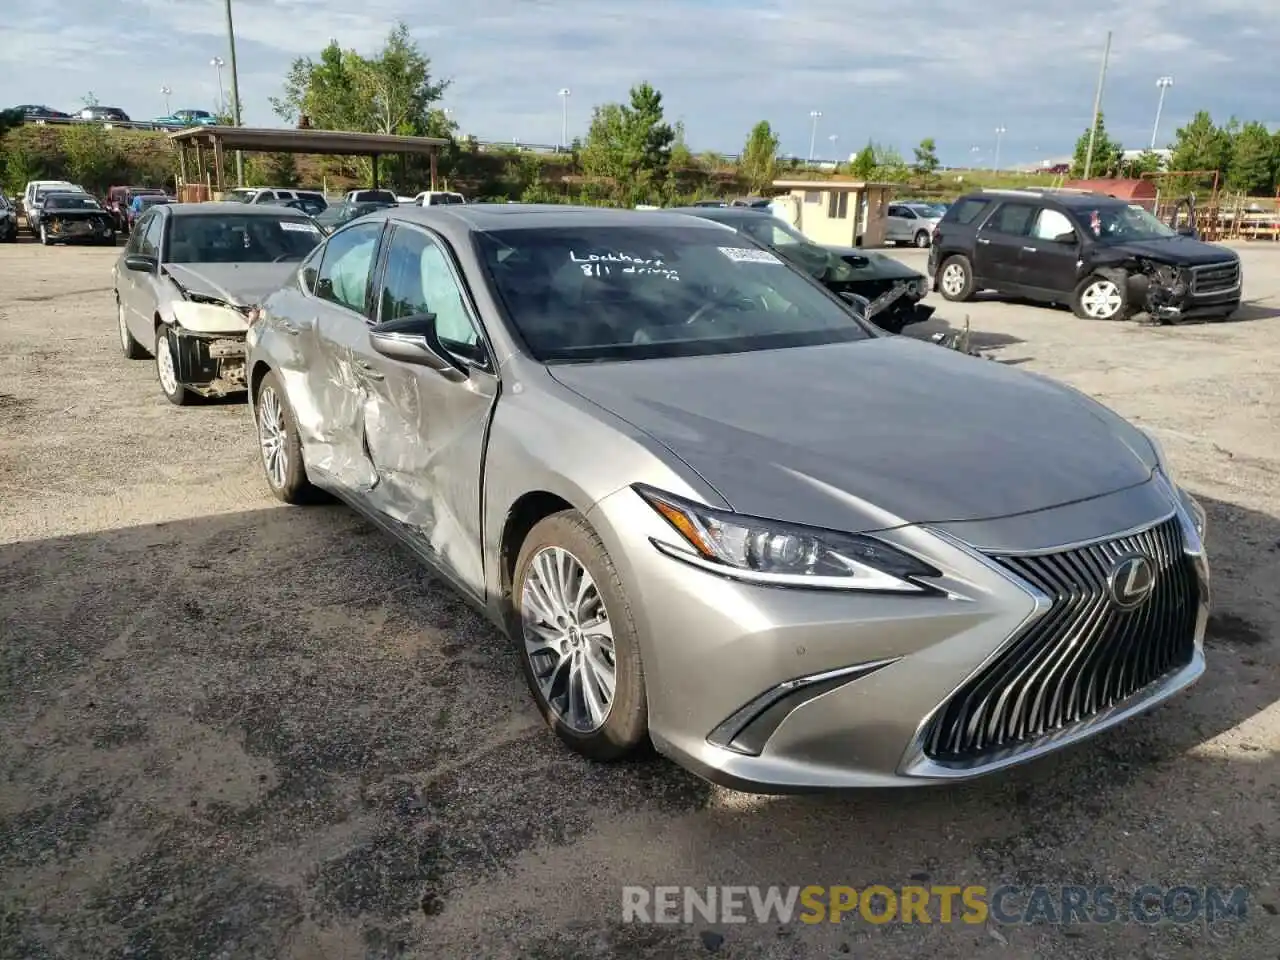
<box><xmin>411</xmin><ymin>191</ymin><xmax>466</xmax><ymax>206</ymax></box>
<box><xmin>23</xmin><ymin>180</ymin><xmax>82</xmax><ymax>214</ymax></box>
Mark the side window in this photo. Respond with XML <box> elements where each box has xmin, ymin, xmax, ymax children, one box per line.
<box><xmin>126</xmin><ymin>212</ymin><xmax>152</xmax><ymax>254</ymax></box>
<box><xmin>138</xmin><ymin>213</ymin><xmax>163</xmax><ymax>257</ymax></box>
<box><xmin>1031</xmin><ymin>208</ymin><xmax>1077</xmax><ymax>242</ymax></box>
<box><xmin>899</xmin><ymin>207</ymin><xmax>918</xmax><ymax>220</ymax></box>
<box><xmin>985</xmin><ymin>203</ymin><xmax>1036</xmax><ymax>237</ymax></box>
<box><xmin>298</xmin><ymin>244</ymin><xmax>324</xmax><ymax>294</ymax></box>
<box><xmin>315</xmin><ymin>222</ymin><xmax>382</xmax><ymax>316</ymax></box>
<box><xmin>947</xmin><ymin>199</ymin><xmax>990</xmax><ymax>225</ymax></box>
<box><xmin>377</xmin><ymin>226</ymin><xmax>485</xmax><ymax>363</ymax></box>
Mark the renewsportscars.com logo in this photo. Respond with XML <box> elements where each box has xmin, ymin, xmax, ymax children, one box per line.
<box><xmin>622</xmin><ymin>885</ymin><xmax>1251</xmax><ymax>926</ymax></box>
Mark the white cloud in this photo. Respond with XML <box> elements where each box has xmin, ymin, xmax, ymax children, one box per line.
<box><xmin>2</xmin><ymin>0</ymin><xmax>1273</xmax><ymax>166</ymax></box>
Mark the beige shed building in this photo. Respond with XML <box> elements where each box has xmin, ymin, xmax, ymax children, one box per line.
<box><xmin>769</xmin><ymin>179</ymin><xmax>896</xmax><ymax>248</ymax></box>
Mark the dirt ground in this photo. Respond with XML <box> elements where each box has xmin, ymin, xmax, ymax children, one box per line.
<box><xmin>1</xmin><ymin>234</ymin><xmax>1278</xmax><ymax>960</ymax></box>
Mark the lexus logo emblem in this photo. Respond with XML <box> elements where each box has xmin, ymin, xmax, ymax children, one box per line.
<box><xmin>1108</xmin><ymin>554</ymin><xmax>1155</xmax><ymax>610</ymax></box>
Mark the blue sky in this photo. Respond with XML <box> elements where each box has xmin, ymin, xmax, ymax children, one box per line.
<box><xmin>2</xmin><ymin>0</ymin><xmax>1276</xmax><ymax>166</ymax></box>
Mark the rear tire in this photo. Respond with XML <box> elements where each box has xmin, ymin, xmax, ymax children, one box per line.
<box><xmin>938</xmin><ymin>255</ymin><xmax>975</xmax><ymax>302</ymax></box>
<box><xmin>914</xmin><ymin>230</ymin><xmax>931</xmax><ymax>248</ymax></box>
<box><xmin>117</xmin><ymin>300</ymin><xmax>147</xmax><ymax>359</ymax></box>
<box><xmin>254</xmin><ymin>370</ymin><xmax>317</xmax><ymax>504</ymax></box>
<box><xmin>512</xmin><ymin>511</ymin><xmax>649</xmax><ymax>761</ymax></box>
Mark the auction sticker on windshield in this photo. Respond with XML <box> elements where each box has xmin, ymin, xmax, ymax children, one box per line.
<box><xmin>719</xmin><ymin>247</ymin><xmax>783</xmax><ymax>264</ymax></box>
<box><xmin>279</xmin><ymin>221</ymin><xmax>321</xmax><ymax>234</ymax></box>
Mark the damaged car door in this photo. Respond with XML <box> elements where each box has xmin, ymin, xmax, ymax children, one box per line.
<box><xmin>356</xmin><ymin>222</ymin><xmax>498</xmax><ymax>595</ymax></box>
<box><xmin>304</xmin><ymin>220</ymin><xmax>388</xmax><ymax>491</ymax></box>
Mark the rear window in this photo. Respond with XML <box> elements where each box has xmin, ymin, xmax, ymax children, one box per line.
<box><xmin>944</xmin><ymin>198</ymin><xmax>991</xmax><ymax>225</ymax></box>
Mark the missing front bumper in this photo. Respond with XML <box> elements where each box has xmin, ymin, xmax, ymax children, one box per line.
<box><xmin>172</xmin><ymin>329</ymin><xmax>248</xmax><ymax>396</ymax></box>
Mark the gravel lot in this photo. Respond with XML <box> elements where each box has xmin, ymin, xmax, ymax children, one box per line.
<box><xmin>1</xmin><ymin>235</ymin><xmax>1278</xmax><ymax>960</ymax></box>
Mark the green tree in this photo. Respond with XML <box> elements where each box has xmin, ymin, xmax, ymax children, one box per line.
<box><xmin>669</xmin><ymin>120</ymin><xmax>694</xmax><ymax>170</ymax></box>
<box><xmin>739</xmin><ymin>120</ymin><xmax>780</xmax><ymax>193</ymax></box>
<box><xmin>580</xmin><ymin>82</ymin><xmax>675</xmax><ymax>196</ymax></box>
<box><xmin>1121</xmin><ymin>149</ymin><xmax>1163</xmax><ymax>177</ymax></box>
<box><xmin>1225</xmin><ymin>121</ymin><xmax>1275</xmax><ymax>195</ymax></box>
<box><xmin>61</xmin><ymin>123</ymin><xmax>121</xmax><ymax>191</ymax></box>
<box><xmin>271</xmin><ymin>40</ymin><xmax>365</xmax><ymax>129</ymax></box>
<box><xmin>912</xmin><ymin>137</ymin><xmax>940</xmax><ymax>176</ymax></box>
<box><xmin>1070</xmin><ymin>112</ymin><xmax>1124</xmax><ymax>178</ymax></box>
<box><xmin>352</xmin><ymin>22</ymin><xmax>449</xmax><ymax>135</ymax></box>
<box><xmin>2</xmin><ymin>147</ymin><xmax>44</xmax><ymax>195</ymax></box>
<box><xmin>1169</xmin><ymin>110</ymin><xmax>1230</xmax><ymax>177</ymax></box>
<box><xmin>850</xmin><ymin>141</ymin><xmax>876</xmax><ymax>179</ymax></box>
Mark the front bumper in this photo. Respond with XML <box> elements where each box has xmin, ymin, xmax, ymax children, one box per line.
<box><xmin>1131</xmin><ymin>262</ymin><xmax>1242</xmax><ymax>322</ymax></box>
<box><xmin>42</xmin><ymin>219</ymin><xmax>116</xmax><ymax>244</ymax></box>
<box><xmin>172</xmin><ymin>327</ymin><xmax>248</xmax><ymax>397</ymax></box>
<box><xmin>586</xmin><ymin>479</ymin><xmax>1208</xmax><ymax>792</ymax></box>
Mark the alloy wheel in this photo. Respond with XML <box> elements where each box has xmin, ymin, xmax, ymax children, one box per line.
<box><xmin>1081</xmin><ymin>279</ymin><xmax>1123</xmax><ymax>319</ymax></box>
<box><xmin>520</xmin><ymin>546</ymin><xmax>617</xmax><ymax>734</ymax></box>
<box><xmin>941</xmin><ymin>263</ymin><xmax>966</xmax><ymax>296</ymax></box>
<box><xmin>257</xmin><ymin>385</ymin><xmax>289</xmax><ymax>489</ymax></box>
<box><xmin>156</xmin><ymin>330</ymin><xmax>179</xmax><ymax>395</ymax></box>
<box><xmin>915</xmin><ymin>231</ymin><xmax>931</xmax><ymax>248</ymax></box>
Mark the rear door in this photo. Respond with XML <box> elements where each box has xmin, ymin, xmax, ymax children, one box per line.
<box><xmin>1021</xmin><ymin>206</ymin><xmax>1083</xmax><ymax>295</ymax></box>
<box><xmin>974</xmin><ymin>202</ymin><xmax>1036</xmax><ymax>287</ymax></box>
<box><xmin>119</xmin><ymin>212</ymin><xmax>165</xmax><ymax>342</ymax></box>
<box><xmin>885</xmin><ymin>205</ymin><xmax>914</xmax><ymax>242</ymax></box>
<box><xmin>356</xmin><ymin>221</ymin><xmax>499</xmax><ymax>597</ymax></box>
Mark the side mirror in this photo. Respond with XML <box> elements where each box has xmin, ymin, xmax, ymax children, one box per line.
<box><xmin>1053</xmin><ymin>233</ymin><xmax>1078</xmax><ymax>245</ymax></box>
<box><xmin>1176</xmin><ymin>226</ymin><xmax>1197</xmax><ymax>238</ymax></box>
<box><xmin>124</xmin><ymin>254</ymin><xmax>157</xmax><ymax>272</ymax></box>
<box><xmin>368</xmin><ymin>313</ymin><xmax>467</xmax><ymax>381</ymax></box>
<box><xmin>839</xmin><ymin>291</ymin><xmax>871</xmax><ymax>315</ymax></box>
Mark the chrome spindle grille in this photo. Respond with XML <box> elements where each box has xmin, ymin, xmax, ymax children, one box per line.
<box><xmin>1190</xmin><ymin>262</ymin><xmax>1240</xmax><ymax>295</ymax></box>
<box><xmin>924</xmin><ymin>517</ymin><xmax>1198</xmax><ymax>762</ymax></box>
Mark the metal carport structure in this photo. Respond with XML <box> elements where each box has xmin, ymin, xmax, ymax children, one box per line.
<box><xmin>167</xmin><ymin>125</ymin><xmax>449</xmax><ymax>195</ymax></box>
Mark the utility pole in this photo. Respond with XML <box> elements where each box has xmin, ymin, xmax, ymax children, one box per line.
<box><xmin>1151</xmin><ymin>76</ymin><xmax>1174</xmax><ymax>150</ymax></box>
<box><xmin>1082</xmin><ymin>31</ymin><xmax>1112</xmax><ymax>180</ymax></box>
<box><xmin>993</xmin><ymin>126</ymin><xmax>1006</xmax><ymax>171</ymax></box>
<box><xmin>224</xmin><ymin>0</ymin><xmax>245</xmax><ymax>186</ymax></box>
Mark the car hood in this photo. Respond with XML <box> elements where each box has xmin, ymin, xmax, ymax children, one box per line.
<box><xmin>1102</xmin><ymin>235</ymin><xmax>1238</xmax><ymax>266</ymax></box>
<box><xmin>163</xmin><ymin>262</ymin><xmax>298</xmax><ymax>306</ymax></box>
<box><xmin>550</xmin><ymin>337</ymin><xmax>1156</xmax><ymax>532</ymax></box>
<box><xmin>824</xmin><ymin>246</ymin><xmax>921</xmax><ymax>280</ymax></box>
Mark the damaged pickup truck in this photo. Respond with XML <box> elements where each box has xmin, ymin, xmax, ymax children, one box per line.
<box><xmin>931</xmin><ymin>189</ymin><xmax>1241</xmax><ymax>323</ymax></box>
<box><xmin>112</xmin><ymin>202</ymin><xmax>325</xmax><ymax>405</ymax></box>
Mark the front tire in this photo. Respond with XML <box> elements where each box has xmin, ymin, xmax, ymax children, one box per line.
<box><xmin>938</xmin><ymin>255</ymin><xmax>975</xmax><ymax>302</ymax></box>
<box><xmin>513</xmin><ymin>511</ymin><xmax>648</xmax><ymax>761</ymax></box>
<box><xmin>38</xmin><ymin>224</ymin><xmax>50</xmax><ymax>245</ymax></box>
<box><xmin>117</xmin><ymin>300</ymin><xmax>147</xmax><ymax>359</ymax></box>
<box><xmin>255</xmin><ymin>370</ymin><xmax>316</xmax><ymax>504</ymax></box>
<box><xmin>1072</xmin><ymin>275</ymin><xmax>1129</xmax><ymax>321</ymax></box>
<box><xmin>154</xmin><ymin>325</ymin><xmax>191</xmax><ymax>405</ymax></box>
<box><xmin>914</xmin><ymin>229</ymin><xmax>931</xmax><ymax>248</ymax></box>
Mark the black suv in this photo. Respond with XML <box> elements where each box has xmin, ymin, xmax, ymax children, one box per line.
<box><xmin>928</xmin><ymin>189</ymin><xmax>1242</xmax><ymax>322</ymax></box>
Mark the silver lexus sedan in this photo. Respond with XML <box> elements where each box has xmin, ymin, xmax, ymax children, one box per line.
<box><xmin>244</xmin><ymin>204</ymin><xmax>1210</xmax><ymax>792</ymax></box>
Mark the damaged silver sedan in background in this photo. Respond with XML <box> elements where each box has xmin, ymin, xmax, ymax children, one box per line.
<box><xmin>113</xmin><ymin>203</ymin><xmax>325</xmax><ymax>405</ymax></box>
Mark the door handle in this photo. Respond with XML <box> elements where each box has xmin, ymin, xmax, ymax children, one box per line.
<box><xmin>976</xmin><ymin>237</ymin><xmax>990</xmax><ymax>245</ymax></box>
<box><xmin>1021</xmin><ymin>246</ymin><xmax>1038</xmax><ymax>253</ymax></box>
<box><xmin>355</xmin><ymin>359</ymin><xmax>384</xmax><ymax>381</ymax></box>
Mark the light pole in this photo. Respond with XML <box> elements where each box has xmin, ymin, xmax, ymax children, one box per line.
<box><xmin>160</xmin><ymin>85</ymin><xmax>172</xmax><ymax>116</ymax></box>
<box><xmin>1083</xmin><ymin>31</ymin><xmax>1113</xmax><ymax>180</ymax></box>
<box><xmin>1152</xmin><ymin>76</ymin><xmax>1174</xmax><ymax>150</ymax></box>
<box><xmin>808</xmin><ymin>110</ymin><xmax>822</xmax><ymax>163</ymax></box>
<box><xmin>210</xmin><ymin>57</ymin><xmax>226</xmax><ymax>116</ymax></box>
<box><xmin>558</xmin><ymin>88</ymin><xmax>571</xmax><ymax>150</ymax></box>
<box><xmin>993</xmin><ymin>126</ymin><xmax>1006</xmax><ymax>171</ymax></box>
<box><xmin>223</xmin><ymin>0</ymin><xmax>245</xmax><ymax>186</ymax></box>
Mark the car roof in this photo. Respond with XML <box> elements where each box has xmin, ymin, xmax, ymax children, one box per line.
<box><xmin>963</xmin><ymin>189</ymin><xmax>1128</xmax><ymax>209</ymax></box>
<box><xmin>166</xmin><ymin>202</ymin><xmax>315</xmax><ymax>217</ymax></box>
<box><xmin>369</xmin><ymin>203</ymin><xmax>736</xmax><ymax>236</ymax></box>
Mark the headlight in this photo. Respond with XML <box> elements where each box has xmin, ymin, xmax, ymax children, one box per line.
<box><xmin>634</xmin><ymin>485</ymin><xmax>940</xmax><ymax>592</ymax></box>
<box><xmin>1143</xmin><ymin>429</ymin><xmax>1205</xmax><ymax>539</ymax></box>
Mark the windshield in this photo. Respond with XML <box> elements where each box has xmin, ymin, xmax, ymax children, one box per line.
<box><xmin>165</xmin><ymin>213</ymin><xmax>325</xmax><ymax>264</ymax></box>
<box><xmin>727</xmin><ymin>215</ymin><xmax>863</xmax><ymax>284</ymax></box>
<box><xmin>475</xmin><ymin>225</ymin><xmax>872</xmax><ymax>362</ymax></box>
<box><xmin>1072</xmin><ymin>203</ymin><xmax>1176</xmax><ymax>243</ymax></box>
<box><xmin>223</xmin><ymin>189</ymin><xmax>255</xmax><ymax>203</ymax></box>
<box><xmin>45</xmin><ymin>195</ymin><xmax>99</xmax><ymax>210</ymax></box>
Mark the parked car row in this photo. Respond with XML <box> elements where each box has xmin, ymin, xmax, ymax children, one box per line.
<box><xmin>102</xmin><ymin>199</ymin><xmax>1210</xmax><ymax>793</ymax></box>
<box><xmin>11</xmin><ymin>104</ymin><xmax>217</xmax><ymax>128</ymax></box>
